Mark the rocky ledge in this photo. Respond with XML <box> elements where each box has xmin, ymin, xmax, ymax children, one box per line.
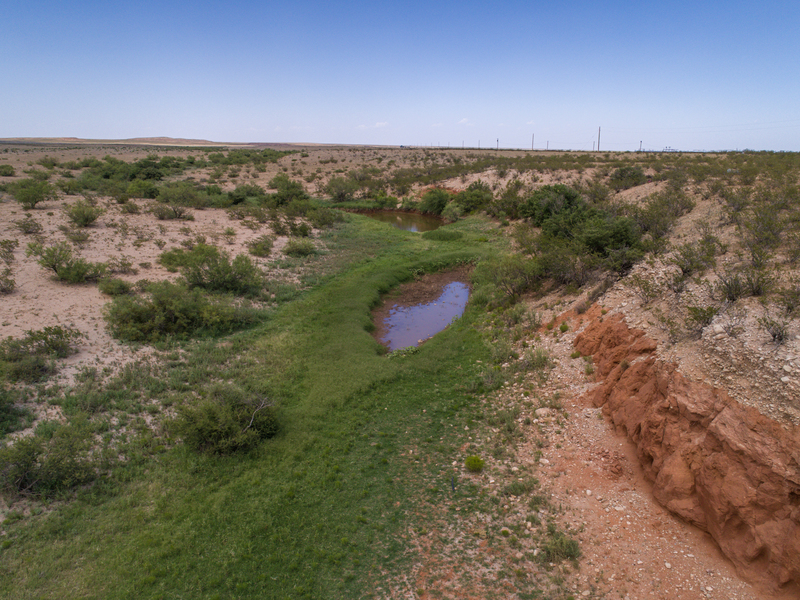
<box><xmin>574</xmin><ymin>310</ymin><xmax>800</xmax><ymax>593</ymax></box>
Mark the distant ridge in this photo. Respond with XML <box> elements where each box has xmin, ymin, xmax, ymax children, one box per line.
<box><xmin>0</xmin><ymin>136</ymin><xmax>246</xmax><ymax>147</ymax></box>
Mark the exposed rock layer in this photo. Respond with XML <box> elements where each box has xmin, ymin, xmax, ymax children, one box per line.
<box><xmin>574</xmin><ymin>312</ymin><xmax>800</xmax><ymax>592</ymax></box>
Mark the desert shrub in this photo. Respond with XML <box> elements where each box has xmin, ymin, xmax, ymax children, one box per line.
<box><xmin>169</xmin><ymin>245</ymin><xmax>263</xmax><ymax>296</ymax></box>
<box><xmin>268</xmin><ymin>174</ymin><xmax>309</xmax><ymax>207</ymax></box>
<box><xmin>609</xmin><ymin>165</ymin><xmax>646</xmax><ymax>190</ymax></box>
<box><xmin>473</xmin><ymin>255</ymin><xmax>541</xmax><ymax>302</ymax></box>
<box><xmin>104</xmin><ymin>281</ymin><xmax>262</xmax><ymax>342</ymax></box>
<box><xmin>0</xmin><ymin>164</ymin><xmax>15</xmax><ymax>176</ymax></box>
<box><xmin>228</xmin><ymin>183</ymin><xmax>267</xmax><ymax>205</ymax></box>
<box><xmin>686</xmin><ymin>306</ymin><xmax>719</xmax><ymax>335</ymax></box>
<box><xmin>98</xmin><ymin>277</ymin><xmax>133</xmax><ymax>296</ymax></box>
<box><xmin>126</xmin><ymin>179</ymin><xmax>159</xmax><ymax>199</ymax></box>
<box><xmin>307</xmin><ymin>207</ymin><xmax>344</xmax><ymax>229</ymax></box>
<box><xmin>65</xmin><ymin>199</ymin><xmax>104</xmax><ymax>227</ymax></box>
<box><xmin>0</xmin><ymin>239</ymin><xmax>18</xmax><ymax>265</ymax></box>
<box><xmin>174</xmin><ymin>384</ymin><xmax>278</xmax><ymax>454</ymax></box>
<box><xmin>464</xmin><ymin>455</ymin><xmax>485</xmax><ymax>473</ymax></box>
<box><xmin>248</xmin><ymin>235</ymin><xmax>274</xmax><ymax>257</ymax></box>
<box><xmin>325</xmin><ymin>176</ymin><xmax>359</xmax><ymax>202</ymax></box>
<box><xmin>518</xmin><ymin>184</ymin><xmax>583</xmax><ymax>224</ymax></box>
<box><xmin>454</xmin><ymin>180</ymin><xmax>493</xmax><ymax>213</ymax></box>
<box><xmin>26</xmin><ymin>241</ymin><xmax>106</xmax><ymax>282</ymax></box>
<box><xmin>0</xmin><ymin>268</ymin><xmax>14</xmax><ymax>294</ymax></box>
<box><xmin>743</xmin><ymin>267</ymin><xmax>773</xmax><ymax>297</ymax></box>
<box><xmin>440</xmin><ymin>202</ymin><xmax>462</xmax><ymax>222</ymax></box>
<box><xmin>9</xmin><ymin>178</ymin><xmax>57</xmax><ymax>209</ymax></box>
<box><xmin>758</xmin><ymin>314</ymin><xmax>790</xmax><ymax>344</ymax></box>
<box><xmin>288</xmin><ymin>221</ymin><xmax>312</xmax><ymax>237</ymax></box>
<box><xmin>15</xmin><ymin>215</ymin><xmax>43</xmax><ymax>234</ymax></box>
<box><xmin>539</xmin><ymin>525</ymin><xmax>581</xmax><ymax>562</ymax></box>
<box><xmin>283</xmin><ymin>238</ymin><xmax>316</xmax><ymax>257</ymax></box>
<box><xmin>1</xmin><ymin>326</ymin><xmax>80</xmax><ymax>383</ymax></box>
<box><xmin>56</xmin><ymin>258</ymin><xmax>106</xmax><ymax>283</ymax></box>
<box><xmin>119</xmin><ymin>201</ymin><xmax>140</xmax><ymax>214</ymax></box>
<box><xmin>671</xmin><ymin>240</ymin><xmax>716</xmax><ymax>276</ymax></box>
<box><xmin>714</xmin><ymin>268</ymin><xmax>747</xmax><ymax>302</ymax></box>
<box><xmin>0</xmin><ymin>388</ymin><xmax>30</xmax><ymax>436</ymax></box>
<box><xmin>151</xmin><ymin>203</ymin><xmax>192</xmax><ymax>220</ymax></box>
<box><xmin>227</xmin><ymin>204</ymin><xmax>268</xmax><ymax>223</ymax></box>
<box><xmin>502</xmin><ymin>478</ymin><xmax>538</xmax><ymax>496</ymax></box>
<box><xmin>0</xmin><ymin>419</ymin><xmax>96</xmax><ymax>498</ymax></box>
<box><xmin>536</xmin><ymin>239</ymin><xmax>598</xmax><ymax>287</ymax></box>
<box><xmin>156</xmin><ymin>181</ymin><xmax>209</xmax><ymax>208</ymax></box>
<box><xmin>418</xmin><ymin>188</ymin><xmax>452</xmax><ymax>216</ymax></box>
<box><xmin>630</xmin><ymin>190</ymin><xmax>695</xmax><ymax>251</ymax></box>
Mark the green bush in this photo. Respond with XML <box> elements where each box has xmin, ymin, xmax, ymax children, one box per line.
<box><xmin>686</xmin><ymin>306</ymin><xmax>718</xmax><ymax>335</ymax></box>
<box><xmin>307</xmin><ymin>208</ymin><xmax>344</xmax><ymax>229</ymax></box>
<box><xmin>0</xmin><ymin>388</ymin><xmax>30</xmax><ymax>436</ymax></box>
<box><xmin>151</xmin><ymin>203</ymin><xmax>192</xmax><ymax>220</ymax></box>
<box><xmin>65</xmin><ymin>200</ymin><xmax>104</xmax><ymax>227</ymax></box>
<box><xmin>228</xmin><ymin>183</ymin><xmax>267</xmax><ymax>205</ymax></box>
<box><xmin>539</xmin><ymin>525</ymin><xmax>581</xmax><ymax>562</ymax></box>
<box><xmin>156</xmin><ymin>181</ymin><xmax>208</xmax><ymax>208</ymax></box>
<box><xmin>104</xmin><ymin>281</ymin><xmax>262</xmax><ymax>342</ymax></box>
<box><xmin>325</xmin><ymin>176</ymin><xmax>359</xmax><ymax>202</ymax></box>
<box><xmin>0</xmin><ymin>268</ymin><xmax>14</xmax><ymax>294</ymax></box>
<box><xmin>248</xmin><ymin>235</ymin><xmax>274</xmax><ymax>257</ymax></box>
<box><xmin>283</xmin><ymin>238</ymin><xmax>316</xmax><ymax>257</ymax></box>
<box><xmin>454</xmin><ymin>180</ymin><xmax>493</xmax><ymax>213</ymax></box>
<box><xmin>9</xmin><ymin>178</ymin><xmax>57</xmax><ymax>209</ymax></box>
<box><xmin>418</xmin><ymin>188</ymin><xmax>451</xmax><ymax>216</ymax></box>
<box><xmin>126</xmin><ymin>179</ymin><xmax>159</xmax><ymax>199</ymax></box>
<box><xmin>15</xmin><ymin>215</ymin><xmax>43</xmax><ymax>234</ymax></box>
<box><xmin>464</xmin><ymin>455</ymin><xmax>485</xmax><ymax>473</ymax></box>
<box><xmin>98</xmin><ymin>277</ymin><xmax>133</xmax><ymax>296</ymax></box>
<box><xmin>1</xmin><ymin>326</ymin><xmax>80</xmax><ymax>383</ymax></box>
<box><xmin>609</xmin><ymin>165</ymin><xmax>646</xmax><ymax>190</ymax></box>
<box><xmin>174</xmin><ymin>383</ymin><xmax>278</xmax><ymax>454</ymax></box>
<box><xmin>167</xmin><ymin>245</ymin><xmax>263</xmax><ymax>297</ymax></box>
<box><xmin>119</xmin><ymin>201</ymin><xmax>140</xmax><ymax>214</ymax></box>
<box><xmin>27</xmin><ymin>241</ymin><xmax>106</xmax><ymax>283</ymax></box>
<box><xmin>0</xmin><ymin>164</ymin><xmax>15</xmax><ymax>176</ymax></box>
<box><xmin>0</xmin><ymin>420</ymin><xmax>96</xmax><ymax>498</ymax></box>
<box><xmin>268</xmin><ymin>174</ymin><xmax>308</xmax><ymax>206</ymax></box>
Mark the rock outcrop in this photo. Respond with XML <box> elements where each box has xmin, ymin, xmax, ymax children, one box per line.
<box><xmin>574</xmin><ymin>312</ymin><xmax>800</xmax><ymax>592</ymax></box>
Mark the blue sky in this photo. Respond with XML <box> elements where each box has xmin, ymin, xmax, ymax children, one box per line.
<box><xmin>3</xmin><ymin>1</ymin><xmax>799</xmax><ymax>151</ymax></box>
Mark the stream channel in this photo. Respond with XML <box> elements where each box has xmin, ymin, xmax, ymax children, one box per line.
<box><xmin>372</xmin><ymin>269</ymin><xmax>470</xmax><ymax>351</ymax></box>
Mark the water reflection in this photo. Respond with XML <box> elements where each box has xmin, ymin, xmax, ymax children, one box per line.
<box><xmin>365</xmin><ymin>211</ymin><xmax>443</xmax><ymax>232</ymax></box>
<box><xmin>380</xmin><ymin>282</ymin><xmax>469</xmax><ymax>351</ymax></box>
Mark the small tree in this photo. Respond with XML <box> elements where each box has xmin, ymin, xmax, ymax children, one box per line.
<box><xmin>325</xmin><ymin>176</ymin><xmax>359</xmax><ymax>202</ymax></box>
<box><xmin>10</xmin><ymin>179</ymin><xmax>57</xmax><ymax>209</ymax></box>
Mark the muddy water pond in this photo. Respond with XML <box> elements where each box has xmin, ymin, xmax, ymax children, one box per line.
<box><xmin>364</xmin><ymin>210</ymin><xmax>443</xmax><ymax>232</ymax></box>
<box><xmin>372</xmin><ymin>269</ymin><xmax>471</xmax><ymax>351</ymax></box>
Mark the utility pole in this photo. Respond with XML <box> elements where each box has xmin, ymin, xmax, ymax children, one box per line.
<box><xmin>496</xmin><ymin>138</ymin><xmax>499</xmax><ymax>151</ymax></box>
<box><xmin>597</xmin><ymin>127</ymin><xmax>601</xmax><ymax>152</ymax></box>
<box><xmin>639</xmin><ymin>140</ymin><xmax>642</xmax><ymax>152</ymax></box>
<box><xmin>532</xmin><ymin>133</ymin><xmax>534</xmax><ymax>151</ymax></box>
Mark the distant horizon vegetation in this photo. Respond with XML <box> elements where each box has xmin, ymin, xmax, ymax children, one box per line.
<box><xmin>1</xmin><ymin>136</ymin><xmax>796</xmax><ymax>154</ymax></box>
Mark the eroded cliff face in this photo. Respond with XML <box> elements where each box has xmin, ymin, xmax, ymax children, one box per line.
<box><xmin>573</xmin><ymin>312</ymin><xmax>800</xmax><ymax>592</ymax></box>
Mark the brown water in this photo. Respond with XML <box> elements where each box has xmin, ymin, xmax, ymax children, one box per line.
<box><xmin>364</xmin><ymin>211</ymin><xmax>443</xmax><ymax>232</ymax></box>
<box><xmin>379</xmin><ymin>281</ymin><xmax>469</xmax><ymax>351</ymax></box>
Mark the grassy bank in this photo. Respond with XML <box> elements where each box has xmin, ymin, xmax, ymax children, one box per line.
<box><xmin>0</xmin><ymin>215</ymin><xmax>505</xmax><ymax>599</ymax></box>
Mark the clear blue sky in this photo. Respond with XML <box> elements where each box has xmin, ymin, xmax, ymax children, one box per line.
<box><xmin>3</xmin><ymin>0</ymin><xmax>799</xmax><ymax>151</ymax></box>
